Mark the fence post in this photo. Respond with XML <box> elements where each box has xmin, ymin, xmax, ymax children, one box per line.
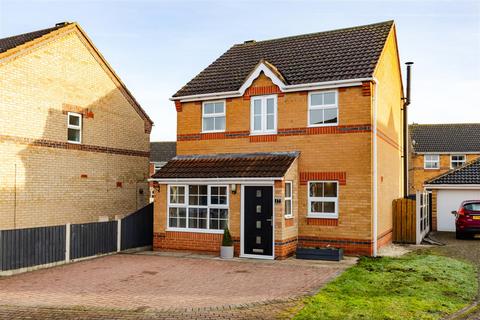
<box><xmin>65</xmin><ymin>223</ymin><xmax>71</xmax><ymax>262</ymax></box>
<box><xmin>117</xmin><ymin>218</ymin><xmax>122</xmax><ymax>252</ymax></box>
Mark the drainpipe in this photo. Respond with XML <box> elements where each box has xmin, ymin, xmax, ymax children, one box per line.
<box><xmin>372</xmin><ymin>77</ymin><xmax>379</xmax><ymax>257</ymax></box>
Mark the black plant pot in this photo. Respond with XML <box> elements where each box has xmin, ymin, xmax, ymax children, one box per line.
<box><xmin>296</xmin><ymin>247</ymin><xmax>344</xmax><ymax>261</ymax></box>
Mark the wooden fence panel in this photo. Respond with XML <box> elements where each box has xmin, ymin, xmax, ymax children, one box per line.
<box><xmin>70</xmin><ymin>221</ymin><xmax>117</xmax><ymax>260</ymax></box>
<box><xmin>0</xmin><ymin>225</ymin><xmax>66</xmax><ymax>271</ymax></box>
<box><xmin>121</xmin><ymin>203</ymin><xmax>153</xmax><ymax>250</ymax></box>
<box><xmin>392</xmin><ymin>198</ymin><xmax>417</xmax><ymax>244</ymax></box>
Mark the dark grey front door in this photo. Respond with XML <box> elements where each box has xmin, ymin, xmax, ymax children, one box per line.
<box><xmin>243</xmin><ymin>186</ymin><xmax>273</xmax><ymax>256</ymax></box>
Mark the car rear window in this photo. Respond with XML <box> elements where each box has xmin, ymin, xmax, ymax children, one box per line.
<box><xmin>464</xmin><ymin>202</ymin><xmax>480</xmax><ymax>212</ymax></box>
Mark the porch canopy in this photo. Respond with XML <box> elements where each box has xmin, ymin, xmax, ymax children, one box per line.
<box><xmin>151</xmin><ymin>151</ymin><xmax>299</xmax><ymax>181</ymax></box>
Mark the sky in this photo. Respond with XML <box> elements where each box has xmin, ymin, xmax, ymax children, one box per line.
<box><xmin>1</xmin><ymin>0</ymin><xmax>479</xmax><ymax>142</ymax></box>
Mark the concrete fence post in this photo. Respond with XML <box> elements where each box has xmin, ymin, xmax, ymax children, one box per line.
<box><xmin>117</xmin><ymin>218</ymin><xmax>122</xmax><ymax>252</ymax></box>
<box><xmin>65</xmin><ymin>223</ymin><xmax>71</xmax><ymax>262</ymax></box>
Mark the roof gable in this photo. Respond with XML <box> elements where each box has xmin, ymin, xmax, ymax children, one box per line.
<box><xmin>173</xmin><ymin>20</ymin><xmax>394</xmax><ymax>98</ymax></box>
<box><xmin>410</xmin><ymin>124</ymin><xmax>480</xmax><ymax>153</ymax></box>
<box><xmin>0</xmin><ymin>23</ymin><xmax>153</xmax><ymax>132</ymax></box>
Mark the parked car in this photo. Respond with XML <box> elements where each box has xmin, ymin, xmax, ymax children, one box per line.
<box><xmin>452</xmin><ymin>200</ymin><xmax>480</xmax><ymax>239</ymax></box>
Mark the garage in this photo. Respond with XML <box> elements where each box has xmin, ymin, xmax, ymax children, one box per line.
<box><xmin>425</xmin><ymin>158</ymin><xmax>480</xmax><ymax>232</ymax></box>
<box><xmin>436</xmin><ymin>189</ymin><xmax>480</xmax><ymax>231</ymax></box>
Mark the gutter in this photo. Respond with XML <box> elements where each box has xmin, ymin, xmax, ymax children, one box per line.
<box><xmin>171</xmin><ymin>77</ymin><xmax>373</xmax><ymax>102</ymax></box>
<box><xmin>424</xmin><ymin>184</ymin><xmax>480</xmax><ymax>190</ymax></box>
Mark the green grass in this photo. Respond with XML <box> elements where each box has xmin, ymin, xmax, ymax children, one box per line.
<box><xmin>294</xmin><ymin>252</ymin><xmax>477</xmax><ymax>320</ymax></box>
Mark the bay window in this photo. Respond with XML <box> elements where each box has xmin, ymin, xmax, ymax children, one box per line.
<box><xmin>167</xmin><ymin>185</ymin><xmax>229</xmax><ymax>232</ymax></box>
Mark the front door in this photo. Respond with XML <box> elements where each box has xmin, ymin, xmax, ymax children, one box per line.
<box><xmin>243</xmin><ymin>186</ymin><xmax>273</xmax><ymax>257</ymax></box>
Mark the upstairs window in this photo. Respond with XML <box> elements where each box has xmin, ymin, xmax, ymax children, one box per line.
<box><xmin>451</xmin><ymin>155</ymin><xmax>466</xmax><ymax>169</ymax></box>
<box><xmin>424</xmin><ymin>154</ymin><xmax>440</xmax><ymax>169</ymax></box>
<box><xmin>202</xmin><ymin>101</ymin><xmax>225</xmax><ymax>132</ymax></box>
<box><xmin>250</xmin><ymin>95</ymin><xmax>277</xmax><ymax>135</ymax></box>
<box><xmin>67</xmin><ymin>112</ymin><xmax>82</xmax><ymax>144</ymax></box>
<box><xmin>308</xmin><ymin>91</ymin><xmax>338</xmax><ymax>126</ymax></box>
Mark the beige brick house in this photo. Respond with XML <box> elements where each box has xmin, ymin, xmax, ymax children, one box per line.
<box><xmin>0</xmin><ymin>22</ymin><xmax>153</xmax><ymax>230</ymax></box>
<box><xmin>151</xmin><ymin>21</ymin><xmax>406</xmax><ymax>258</ymax></box>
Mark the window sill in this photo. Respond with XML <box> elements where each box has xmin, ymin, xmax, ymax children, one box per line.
<box><xmin>201</xmin><ymin>130</ymin><xmax>226</xmax><ymax>134</ymax></box>
<box><xmin>166</xmin><ymin>228</ymin><xmax>225</xmax><ymax>234</ymax></box>
<box><xmin>284</xmin><ymin>215</ymin><xmax>294</xmax><ymax>220</ymax></box>
<box><xmin>67</xmin><ymin>140</ymin><xmax>81</xmax><ymax>144</ymax></box>
<box><xmin>424</xmin><ymin>168</ymin><xmax>440</xmax><ymax>170</ymax></box>
<box><xmin>306</xmin><ymin>215</ymin><xmax>338</xmax><ymax>219</ymax></box>
<box><xmin>249</xmin><ymin>132</ymin><xmax>277</xmax><ymax>136</ymax></box>
<box><xmin>307</xmin><ymin>123</ymin><xmax>338</xmax><ymax>128</ymax></box>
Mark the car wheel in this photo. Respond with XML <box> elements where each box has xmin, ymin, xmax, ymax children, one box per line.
<box><xmin>456</xmin><ymin>231</ymin><xmax>467</xmax><ymax>240</ymax></box>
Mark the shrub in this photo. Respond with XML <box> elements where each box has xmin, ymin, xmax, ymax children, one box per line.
<box><xmin>222</xmin><ymin>227</ymin><xmax>233</xmax><ymax>246</ymax></box>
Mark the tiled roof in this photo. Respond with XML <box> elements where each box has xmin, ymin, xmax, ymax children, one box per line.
<box><xmin>427</xmin><ymin>158</ymin><xmax>480</xmax><ymax>185</ymax></box>
<box><xmin>150</xmin><ymin>142</ymin><xmax>176</xmax><ymax>162</ymax></box>
<box><xmin>410</xmin><ymin>124</ymin><xmax>480</xmax><ymax>153</ymax></box>
<box><xmin>152</xmin><ymin>152</ymin><xmax>299</xmax><ymax>179</ymax></box>
<box><xmin>0</xmin><ymin>23</ymin><xmax>69</xmax><ymax>54</ymax></box>
<box><xmin>173</xmin><ymin>20</ymin><xmax>394</xmax><ymax>98</ymax></box>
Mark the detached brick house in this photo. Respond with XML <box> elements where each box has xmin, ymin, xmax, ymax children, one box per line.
<box><xmin>0</xmin><ymin>23</ymin><xmax>152</xmax><ymax>230</ymax></box>
<box><xmin>151</xmin><ymin>21</ymin><xmax>405</xmax><ymax>258</ymax></box>
<box><xmin>409</xmin><ymin>124</ymin><xmax>480</xmax><ymax>232</ymax></box>
<box><xmin>409</xmin><ymin>123</ymin><xmax>480</xmax><ymax>193</ymax></box>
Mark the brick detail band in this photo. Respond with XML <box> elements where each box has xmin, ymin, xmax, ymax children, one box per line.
<box><xmin>177</xmin><ymin>124</ymin><xmax>371</xmax><ymax>141</ymax></box>
<box><xmin>306</xmin><ymin>218</ymin><xmax>339</xmax><ymax>226</ymax></box>
<box><xmin>0</xmin><ymin>134</ymin><xmax>149</xmax><ymax>158</ymax></box>
<box><xmin>300</xmin><ymin>172</ymin><xmax>346</xmax><ymax>185</ymax></box>
<box><xmin>249</xmin><ymin>134</ymin><xmax>277</xmax><ymax>143</ymax></box>
<box><xmin>362</xmin><ymin>81</ymin><xmax>372</xmax><ymax>96</ymax></box>
<box><xmin>174</xmin><ymin>101</ymin><xmax>182</xmax><ymax>112</ymax></box>
<box><xmin>244</xmin><ymin>85</ymin><xmax>283</xmax><ymax>100</ymax></box>
<box><xmin>298</xmin><ymin>236</ymin><xmax>373</xmax><ymax>255</ymax></box>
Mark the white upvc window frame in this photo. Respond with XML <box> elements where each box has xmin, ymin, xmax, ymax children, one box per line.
<box><xmin>250</xmin><ymin>94</ymin><xmax>278</xmax><ymax>135</ymax></box>
<box><xmin>308</xmin><ymin>90</ymin><xmax>339</xmax><ymax>127</ymax></box>
<box><xmin>67</xmin><ymin>112</ymin><xmax>82</xmax><ymax>144</ymax></box>
<box><xmin>307</xmin><ymin>181</ymin><xmax>339</xmax><ymax>219</ymax></box>
<box><xmin>450</xmin><ymin>154</ymin><xmax>466</xmax><ymax>169</ymax></box>
<box><xmin>202</xmin><ymin>100</ymin><xmax>226</xmax><ymax>133</ymax></box>
<box><xmin>167</xmin><ymin>184</ymin><xmax>229</xmax><ymax>233</ymax></box>
<box><xmin>284</xmin><ymin>181</ymin><xmax>293</xmax><ymax>219</ymax></box>
<box><xmin>424</xmin><ymin>154</ymin><xmax>440</xmax><ymax>169</ymax></box>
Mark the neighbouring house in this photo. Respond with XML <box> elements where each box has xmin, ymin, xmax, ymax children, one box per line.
<box><xmin>151</xmin><ymin>20</ymin><xmax>405</xmax><ymax>258</ymax></box>
<box><xmin>0</xmin><ymin>22</ymin><xmax>152</xmax><ymax>230</ymax></box>
<box><xmin>409</xmin><ymin>123</ymin><xmax>480</xmax><ymax>194</ymax></box>
<box><xmin>149</xmin><ymin>142</ymin><xmax>176</xmax><ymax>202</ymax></box>
<box><xmin>424</xmin><ymin>158</ymin><xmax>480</xmax><ymax>232</ymax></box>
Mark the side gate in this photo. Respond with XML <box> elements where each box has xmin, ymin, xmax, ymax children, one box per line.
<box><xmin>121</xmin><ymin>203</ymin><xmax>153</xmax><ymax>250</ymax></box>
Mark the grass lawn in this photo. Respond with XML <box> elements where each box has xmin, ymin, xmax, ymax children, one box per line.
<box><xmin>294</xmin><ymin>251</ymin><xmax>477</xmax><ymax>320</ymax></box>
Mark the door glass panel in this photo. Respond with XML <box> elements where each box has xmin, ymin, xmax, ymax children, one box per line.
<box><xmin>256</xmin><ymin>205</ymin><xmax>262</xmax><ymax>213</ymax></box>
<box><xmin>256</xmin><ymin>221</ymin><xmax>261</xmax><ymax>229</ymax></box>
<box><xmin>256</xmin><ymin>190</ymin><xmax>262</xmax><ymax>197</ymax></box>
<box><xmin>256</xmin><ymin>236</ymin><xmax>261</xmax><ymax>244</ymax></box>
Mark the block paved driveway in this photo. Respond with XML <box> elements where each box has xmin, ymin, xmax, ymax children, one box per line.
<box><xmin>0</xmin><ymin>252</ymin><xmax>351</xmax><ymax>319</ymax></box>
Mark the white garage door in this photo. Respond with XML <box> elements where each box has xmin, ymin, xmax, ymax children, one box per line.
<box><xmin>437</xmin><ymin>189</ymin><xmax>480</xmax><ymax>231</ymax></box>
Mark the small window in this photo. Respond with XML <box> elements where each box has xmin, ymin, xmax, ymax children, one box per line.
<box><xmin>202</xmin><ymin>101</ymin><xmax>225</xmax><ymax>132</ymax></box>
<box><xmin>67</xmin><ymin>112</ymin><xmax>82</xmax><ymax>143</ymax></box>
<box><xmin>153</xmin><ymin>163</ymin><xmax>163</xmax><ymax>173</ymax></box>
<box><xmin>424</xmin><ymin>154</ymin><xmax>440</xmax><ymax>169</ymax></box>
<box><xmin>308</xmin><ymin>181</ymin><xmax>338</xmax><ymax>218</ymax></box>
<box><xmin>451</xmin><ymin>155</ymin><xmax>466</xmax><ymax>169</ymax></box>
<box><xmin>250</xmin><ymin>95</ymin><xmax>277</xmax><ymax>135</ymax></box>
<box><xmin>285</xmin><ymin>181</ymin><xmax>293</xmax><ymax>218</ymax></box>
<box><xmin>308</xmin><ymin>91</ymin><xmax>338</xmax><ymax>126</ymax></box>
